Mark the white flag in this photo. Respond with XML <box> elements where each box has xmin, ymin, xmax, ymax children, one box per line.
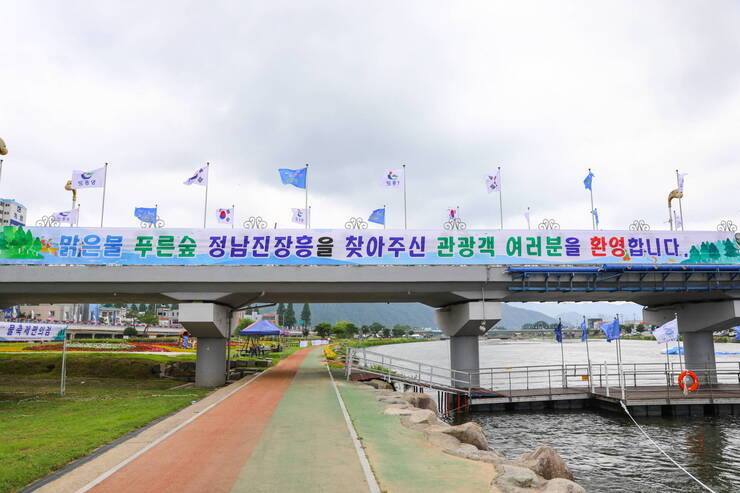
<box><xmin>485</xmin><ymin>171</ymin><xmax>501</xmax><ymax>193</ymax></box>
<box><xmin>291</xmin><ymin>208</ymin><xmax>306</xmax><ymax>225</ymax></box>
<box><xmin>71</xmin><ymin>167</ymin><xmax>106</xmax><ymax>189</ymax></box>
<box><xmin>216</xmin><ymin>208</ymin><xmax>233</xmax><ymax>224</ymax></box>
<box><xmin>652</xmin><ymin>318</ymin><xmax>678</xmax><ymax>344</ymax></box>
<box><xmin>381</xmin><ymin>168</ymin><xmax>404</xmax><ymax>188</ymax></box>
<box><xmin>184</xmin><ymin>166</ymin><xmax>208</xmax><ymax>186</ymax></box>
<box><xmin>677</xmin><ymin>173</ymin><xmax>688</xmax><ymax>193</ymax></box>
<box><xmin>52</xmin><ymin>209</ymin><xmax>79</xmax><ymax>224</ymax></box>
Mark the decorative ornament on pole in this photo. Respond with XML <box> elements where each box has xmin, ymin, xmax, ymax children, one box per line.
<box><xmin>64</xmin><ymin>180</ymin><xmax>78</xmax><ymax>209</ymax></box>
<box><xmin>242</xmin><ymin>216</ymin><xmax>268</xmax><ymax>229</ymax></box>
<box><xmin>140</xmin><ymin>216</ymin><xmax>166</xmax><ymax>228</ymax></box>
<box><xmin>629</xmin><ymin>219</ymin><xmax>651</xmax><ymax>231</ymax></box>
<box><xmin>35</xmin><ymin>215</ymin><xmax>60</xmax><ymax>227</ymax></box>
<box><xmin>344</xmin><ymin>217</ymin><xmax>368</xmax><ymax>230</ymax></box>
<box><xmin>0</xmin><ymin>137</ymin><xmax>7</xmax><ymax>155</ymax></box>
<box><xmin>717</xmin><ymin>220</ymin><xmax>738</xmax><ymax>232</ymax></box>
<box><xmin>538</xmin><ymin>218</ymin><xmax>560</xmax><ymax>230</ymax></box>
<box><xmin>443</xmin><ymin>207</ymin><xmax>466</xmax><ymax>230</ymax></box>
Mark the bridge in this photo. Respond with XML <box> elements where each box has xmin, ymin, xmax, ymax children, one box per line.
<box><xmin>0</xmin><ymin>226</ymin><xmax>738</xmax><ymax>387</ymax></box>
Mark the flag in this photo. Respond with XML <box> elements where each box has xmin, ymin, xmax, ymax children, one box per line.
<box><xmin>591</xmin><ymin>208</ymin><xmax>599</xmax><ymax>226</ymax></box>
<box><xmin>652</xmin><ymin>318</ymin><xmax>678</xmax><ymax>344</ymax></box>
<box><xmin>291</xmin><ymin>208</ymin><xmax>307</xmax><ymax>225</ymax></box>
<box><xmin>600</xmin><ymin>317</ymin><xmax>621</xmax><ymax>342</ymax></box>
<box><xmin>554</xmin><ymin>320</ymin><xmax>563</xmax><ymax>343</ymax></box>
<box><xmin>184</xmin><ymin>166</ymin><xmax>208</xmax><ymax>186</ymax></box>
<box><xmin>381</xmin><ymin>169</ymin><xmax>404</xmax><ymax>188</ymax></box>
<box><xmin>485</xmin><ymin>171</ymin><xmax>501</xmax><ymax>193</ymax></box>
<box><xmin>580</xmin><ymin>319</ymin><xmax>588</xmax><ymax>342</ymax></box>
<box><xmin>447</xmin><ymin>207</ymin><xmax>458</xmax><ymax>219</ymax></box>
<box><xmin>216</xmin><ymin>208</ymin><xmax>233</xmax><ymax>224</ymax></box>
<box><xmin>674</xmin><ymin>210</ymin><xmax>683</xmax><ymax>229</ymax></box>
<box><xmin>71</xmin><ymin>166</ymin><xmax>106</xmax><ymax>189</ymax></box>
<box><xmin>52</xmin><ymin>209</ymin><xmax>78</xmax><ymax>224</ymax></box>
<box><xmin>677</xmin><ymin>173</ymin><xmax>688</xmax><ymax>193</ymax></box>
<box><xmin>734</xmin><ymin>326</ymin><xmax>740</xmax><ymax>341</ymax></box>
<box><xmin>368</xmin><ymin>207</ymin><xmax>385</xmax><ymax>225</ymax></box>
<box><xmin>279</xmin><ymin>168</ymin><xmax>307</xmax><ymax>189</ymax></box>
<box><xmin>134</xmin><ymin>207</ymin><xmax>157</xmax><ymax>224</ymax></box>
<box><xmin>583</xmin><ymin>171</ymin><xmax>594</xmax><ymax>191</ymax></box>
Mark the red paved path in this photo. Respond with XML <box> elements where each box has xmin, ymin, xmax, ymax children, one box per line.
<box><xmin>91</xmin><ymin>348</ymin><xmax>311</xmax><ymax>493</ymax></box>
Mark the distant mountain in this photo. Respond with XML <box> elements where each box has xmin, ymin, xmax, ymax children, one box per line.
<box><xmin>263</xmin><ymin>302</ymin><xmax>557</xmax><ymax>329</ymax></box>
<box><xmin>510</xmin><ymin>302</ymin><xmax>643</xmax><ymax>323</ymax></box>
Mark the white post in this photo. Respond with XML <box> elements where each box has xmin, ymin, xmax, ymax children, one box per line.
<box><xmin>304</xmin><ymin>163</ymin><xmax>309</xmax><ymax>230</ymax></box>
<box><xmin>100</xmin><ymin>162</ymin><xmax>108</xmax><ymax>227</ymax></box>
<box><xmin>676</xmin><ymin>169</ymin><xmax>685</xmax><ymax>230</ymax></box>
<box><xmin>605</xmin><ymin>360</ymin><xmax>610</xmax><ymax>397</ymax></box>
<box><xmin>60</xmin><ymin>329</ymin><xmax>68</xmax><ymax>396</ymax></box>
<box><xmin>0</xmin><ymin>159</ymin><xmax>3</xmax><ymax>188</ymax></box>
<box><xmin>498</xmin><ymin>166</ymin><xmax>504</xmax><ymax>229</ymax></box>
<box><xmin>585</xmin><ymin>325</ymin><xmax>593</xmax><ymax>393</ymax></box>
<box><xmin>231</xmin><ymin>204</ymin><xmax>235</xmax><ymax>229</ymax></box>
<box><xmin>203</xmin><ymin>162</ymin><xmax>210</xmax><ymax>228</ymax></box>
<box><xmin>402</xmin><ymin>164</ymin><xmax>407</xmax><ymax>229</ymax></box>
<box><xmin>588</xmin><ymin>168</ymin><xmax>596</xmax><ymax>230</ymax></box>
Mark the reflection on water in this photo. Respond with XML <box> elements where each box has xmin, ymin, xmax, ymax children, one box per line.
<box><xmin>374</xmin><ymin>339</ymin><xmax>740</xmax><ymax>492</ymax></box>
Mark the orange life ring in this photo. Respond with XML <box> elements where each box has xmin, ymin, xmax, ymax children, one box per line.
<box><xmin>678</xmin><ymin>370</ymin><xmax>700</xmax><ymax>392</ymax></box>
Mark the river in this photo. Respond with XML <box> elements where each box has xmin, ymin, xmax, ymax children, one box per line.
<box><xmin>372</xmin><ymin>339</ymin><xmax>740</xmax><ymax>492</ymax></box>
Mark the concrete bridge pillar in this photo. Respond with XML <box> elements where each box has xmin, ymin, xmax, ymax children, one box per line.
<box><xmin>435</xmin><ymin>301</ymin><xmax>501</xmax><ymax>388</ymax></box>
<box><xmin>178</xmin><ymin>303</ymin><xmax>231</xmax><ymax>387</ymax></box>
<box><xmin>644</xmin><ymin>300</ymin><xmax>740</xmax><ymax>385</ymax></box>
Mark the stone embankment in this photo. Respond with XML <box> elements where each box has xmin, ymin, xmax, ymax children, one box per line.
<box><xmin>366</xmin><ymin>380</ymin><xmax>585</xmax><ymax>493</ymax></box>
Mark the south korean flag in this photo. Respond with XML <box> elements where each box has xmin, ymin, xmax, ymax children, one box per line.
<box><xmin>216</xmin><ymin>208</ymin><xmax>233</xmax><ymax>224</ymax></box>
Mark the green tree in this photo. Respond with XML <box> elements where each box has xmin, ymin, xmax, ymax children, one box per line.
<box><xmin>381</xmin><ymin>327</ymin><xmax>391</xmax><ymax>338</ymax></box>
<box><xmin>333</xmin><ymin>320</ymin><xmax>358</xmax><ymax>339</ymax></box>
<box><xmin>315</xmin><ymin>322</ymin><xmax>332</xmax><ymax>338</ymax></box>
<box><xmin>235</xmin><ymin>317</ymin><xmax>255</xmax><ymax>335</ymax></box>
<box><xmin>636</xmin><ymin>323</ymin><xmax>646</xmax><ymax>333</ymax></box>
<box><xmin>123</xmin><ymin>326</ymin><xmax>138</xmax><ymax>337</ymax></box>
<box><xmin>284</xmin><ymin>303</ymin><xmax>297</xmax><ymax>329</ymax></box>
<box><xmin>137</xmin><ymin>303</ymin><xmax>147</xmax><ymax>313</ymax></box>
<box><xmin>136</xmin><ymin>311</ymin><xmax>158</xmax><ymax>325</ymax></box>
<box><xmin>276</xmin><ymin>303</ymin><xmax>285</xmax><ymax>326</ymax></box>
<box><xmin>391</xmin><ymin>324</ymin><xmax>411</xmax><ymax>338</ymax></box>
<box><xmin>724</xmin><ymin>239</ymin><xmax>738</xmax><ymax>258</ymax></box>
<box><xmin>708</xmin><ymin>243</ymin><xmax>721</xmax><ymax>261</ymax></box>
<box><xmin>300</xmin><ymin>303</ymin><xmax>312</xmax><ymax>329</ymax></box>
<box><xmin>369</xmin><ymin>322</ymin><xmax>385</xmax><ymax>337</ymax></box>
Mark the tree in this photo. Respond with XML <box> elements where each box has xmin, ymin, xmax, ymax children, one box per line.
<box><xmin>381</xmin><ymin>327</ymin><xmax>391</xmax><ymax>338</ymax></box>
<box><xmin>724</xmin><ymin>239</ymin><xmax>738</xmax><ymax>258</ymax></box>
<box><xmin>392</xmin><ymin>324</ymin><xmax>411</xmax><ymax>338</ymax></box>
<box><xmin>369</xmin><ymin>322</ymin><xmax>385</xmax><ymax>337</ymax></box>
<box><xmin>276</xmin><ymin>303</ymin><xmax>286</xmax><ymax>327</ymax></box>
<box><xmin>138</xmin><ymin>303</ymin><xmax>147</xmax><ymax>313</ymax></box>
<box><xmin>300</xmin><ymin>303</ymin><xmax>312</xmax><ymax>329</ymax></box>
<box><xmin>636</xmin><ymin>323</ymin><xmax>646</xmax><ymax>333</ymax></box>
<box><xmin>136</xmin><ymin>311</ymin><xmax>158</xmax><ymax>325</ymax></box>
<box><xmin>333</xmin><ymin>320</ymin><xmax>358</xmax><ymax>339</ymax></box>
<box><xmin>284</xmin><ymin>303</ymin><xmax>297</xmax><ymax>329</ymax></box>
<box><xmin>302</xmin><ymin>326</ymin><xmax>309</xmax><ymax>337</ymax></box>
<box><xmin>235</xmin><ymin>317</ymin><xmax>255</xmax><ymax>335</ymax></box>
<box><xmin>123</xmin><ymin>326</ymin><xmax>138</xmax><ymax>337</ymax></box>
<box><xmin>315</xmin><ymin>322</ymin><xmax>332</xmax><ymax>338</ymax></box>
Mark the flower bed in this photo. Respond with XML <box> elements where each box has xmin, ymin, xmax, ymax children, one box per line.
<box><xmin>23</xmin><ymin>342</ymin><xmax>175</xmax><ymax>352</ymax></box>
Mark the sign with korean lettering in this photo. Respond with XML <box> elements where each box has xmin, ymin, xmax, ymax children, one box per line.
<box><xmin>0</xmin><ymin>226</ymin><xmax>738</xmax><ymax>266</ymax></box>
<box><xmin>0</xmin><ymin>322</ymin><xmax>67</xmax><ymax>341</ymax></box>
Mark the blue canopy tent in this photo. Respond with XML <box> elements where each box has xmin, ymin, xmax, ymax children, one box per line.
<box><xmin>238</xmin><ymin>320</ymin><xmax>282</xmax><ymax>357</ymax></box>
<box><xmin>239</xmin><ymin>319</ymin><xmax>281</xmax><ymax>336</ymax></box>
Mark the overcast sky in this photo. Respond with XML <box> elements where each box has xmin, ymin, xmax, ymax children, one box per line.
<box><xmin>2</xmin><ymin>1</ymin><xmax>739</xmax><ymax>231</ymax></box>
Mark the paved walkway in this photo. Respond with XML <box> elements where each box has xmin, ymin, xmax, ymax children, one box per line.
<box><xmin>42</xmin><ymin>347</ymin><xmax>370</xmax><ymax>493</ymax></box>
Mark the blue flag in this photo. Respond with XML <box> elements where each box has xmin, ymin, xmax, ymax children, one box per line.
<box><xmin>135</xmin><ymin>207</ymin><xmax>157</xmax><ymax>224</ymax></box>
<box><xmin>583</xmin><ymin>171</ymin><xmax>594</xmax><ymax>191</ymax></box>
<box><xmin>278</xmin><ymin>168</ymin><xmax>307</xmax><ymax>189</ymax></box>
<box><xmin>554</xmin><ymin>320</ymin><xmax>563</xmax><ymax>343</ymax></box>
<box><xmin>591</xmin><ymin>208</ymin><xmax>599</xmax><ymax>226</ymax></box>
<box><xmin>368</xmin><ymin>207</ymin><xmax>385</xmax><ymax>225</ymax></box>
<box><xmin>734</xmin><ymin>326</ymin><xmax>740</xmax><ymax>341</ymax></box>
<box><xmin>600</xmin><ymin>317</ymin><xmax>621</xmax><ymax>342</ymax></box>
<box><xmin>580</xmin><ymin>319</ymin><xmax>588</xmax><ymax>342</ymax></box>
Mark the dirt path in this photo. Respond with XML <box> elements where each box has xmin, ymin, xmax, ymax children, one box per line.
<box><xmin>90</xmin><ymin>348</ymin><xmax>312</xmax><ymax>493</ymax></box>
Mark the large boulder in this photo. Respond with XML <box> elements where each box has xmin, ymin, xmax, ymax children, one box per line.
<box><xmin>516</xmin><ymin>446</ymin><xmax>574</xmax><ymax>481</ymax></box>
<box><xmin>444</xmin><ymin>443</ymin><xmax>505</xmax><ymax>464</ymax></box>
<box><xmin>400</xmin><ymin>392</ymin><xmax>438</xmax><ymax>413</ymax></box>
<box><xmin>382</xmin><ymin>404</ymin><xmax>415</xmax><ymax>416</ymax></box>
<box><xmin>400</xmin><ymin>409</ymin><xmax>440</xmax><ymax>429</ymax></box>
<box><xmin>440</xmin><ymin>421</ymin><xmax>489</xmax><ymax>451</ymax></box>
<box><xmin>366</xmin><ymin>379</ymin><xmax>394</xmax><ymax>390</ymax></box>
<box><xmin>492</xmin><ymin>463</ymin><xmax>545</xmax><ymax>490</ymax></box>
<box><xmin>539</xmin><ymin>478</ymin><xmax>586</xmax><ymax>493</ymax></box>
<box><xmin>424</xmin><ymin>430</ymin><xmax>463</xmax><ymax>451</ymax></box>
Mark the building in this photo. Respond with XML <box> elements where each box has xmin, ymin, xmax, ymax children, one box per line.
<box><xmin>0</xmin><ymin>198</ymin><xmax>26</xmax><ymax>226</ymax></box>
<box><xmin>19</xmin><ymin>304</ymin><xmax>77</xmax><ymax>321</ymax></box>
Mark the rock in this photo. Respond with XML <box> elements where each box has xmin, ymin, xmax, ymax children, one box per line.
<box><xmin>365</xmin><ymin>379</ymin><xmax>394</xmax><ymax>390</ymax></box>
<box><xmin>444</xmin><ymin>444</ymin><xmax>506</xmax><ymax>464</ymax></box>
<box><xmin>400</xmin><ymin>409</ymin><xmax>439</xmax><ymax>428</ymax></box>
<box><xmin>377</xmin><ymin>395</ymin><xmax>408</xmax><ymax>405</ymax></box>
<box><xmin>425</xmin><ymin>430</ymin><xmax>462</xmax><ymax>451</ymax></box>
<box><xmin>516</xmin><ymin>446</ymin><xmax>574</xmax><ymax>481</ymax></box>
<box><xmin>492</xmin><ymin>463</ymin><xmax>545</xmax><ymax>490</ymax></box>
<box><xmin>539</xmin><ymin>478</ymin><xmax>586</xmax><ymax>493</ymax></box>
<box><xmin>425</xmin><ymin>423</ymin><xmax>452</xmax><ymax>432</ymax></box>
<box><xmin>440</xmin><ymin>421</ymin><xmax>490</xmax><ymax>451</ymax></box>
<box><xmin>382</xmin><ymin>405</ymin><xmax>415</xmax><ymax>416</ymax></box>
<box><xmin>400</xmin><ymin>392</ymin><xmax>438</xmax><ymax>413</ymax></box>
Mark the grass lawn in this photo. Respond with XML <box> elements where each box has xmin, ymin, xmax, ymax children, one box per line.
<box><xmin>0</xmin><ymin>377</ymin><xmax>210</xmax><ymax>493</ymax></box>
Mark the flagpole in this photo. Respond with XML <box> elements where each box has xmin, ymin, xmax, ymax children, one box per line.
<box><xmin>383</xmin><ymin>204</ymin><xmax>386</xmax><ymax>230</ymax></box>
<box><xmin>305</xmin><ymin>163</ymin><xmax>309</xmax><ymax>230</ymax></box>
<box><xmin>675</xmin><ymin>312</ymin><xmax>684</xmax><ymax>372</ymax></box>
<box><xmin>588</xmin><ymin>168</ymin><xmax>596</xmax><ymax>230</ymax></box>
<box><xmin>60</xmin><ymin>328</ymin><xmax>68</xmax><ymax>396</ymax></box>
<box><xmin>584</xmin><ymin>317</ymin><xmax>593</xmax><ymax>392</ymax></box>
<box><xmin>558</xmin><ymin>318</ymin><xmax>565</xmax><ymax>388</ymax></box>
<box><xmin>526</xmin><ymin>206</ymin><xmax>531</xmax><ymax>230</ymax></box>
<box><xmin>203</xmin><ymin>162</ymin><xmax>210</xmax><ymax>228</ymax></box>
<box><xmin>0</xmin><ymin>159</ymin><xmax>4</xmax><ymax>189</ymax></box>
<box><xmin>498</xmin><ymin>166</ymin><xmax>503</xmax><ymax>230</ymax></box>
<box><xmin>402</xmin><ymin>163</ymin><xmax>407</xmax><ymax>229</ymax></box>
<box><xmin>675</xmin><ymin>169</ymin><xmax>685</xmax><ymax>230</ymax></box>
<box><xmin>232</xmin><ymin>204</ymin><xmax>235</xmax><ymax>229</ymax></box>
<box><xmin>100</xmin><ymin>162</ymin><xmax>108</xmax><ymax>227</ymax></box>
